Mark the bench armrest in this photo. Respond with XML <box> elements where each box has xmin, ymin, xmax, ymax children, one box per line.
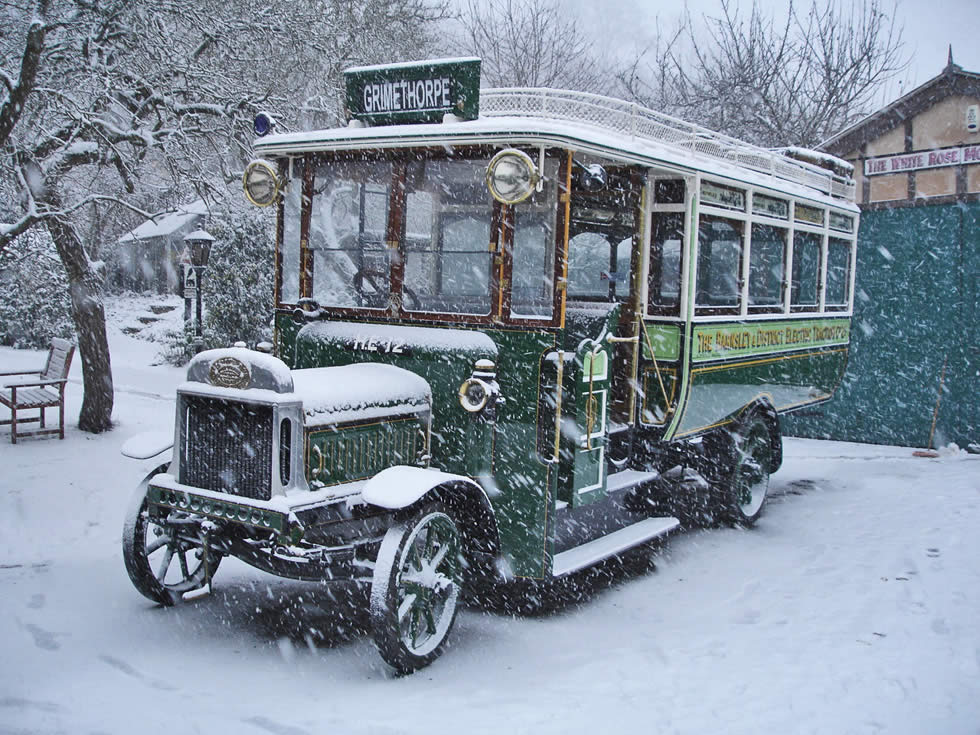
<box><xmin>3</xmin><ymin>378</ymin><xmax>67</xmax><ymax>390</ymax></box>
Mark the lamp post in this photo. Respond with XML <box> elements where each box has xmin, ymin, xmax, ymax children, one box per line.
<box><xmin>182</xmin><ymin>229</ymin><xmax>214</xmax><ymax>353</ymax></box>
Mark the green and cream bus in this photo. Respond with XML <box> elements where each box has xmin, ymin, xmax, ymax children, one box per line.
<box><xmin>122</xmin><ymin>58</ymin><xmax>858</xmax><ymax>673</ymax></box>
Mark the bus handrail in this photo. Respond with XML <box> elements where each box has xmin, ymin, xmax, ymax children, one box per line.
<box><xmin>481</xmin><ymin>88</ymin><xmax>855</xmax><ymax>201</ymax></box>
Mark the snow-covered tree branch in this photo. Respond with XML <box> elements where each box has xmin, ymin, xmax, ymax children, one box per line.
<box><xmin>453</xmin><ymin>0</ymin><xmax>610</xmax><ymax>92</ymax></box>
<box><xmin>0</xmin><ymin>0</ymin><xmax>449</xmax><ymax>432</ymax></box>
<box><xmin>619</xmin><ymin>0</ymin><xmax>908</xmax><ymax>148</ymax></box>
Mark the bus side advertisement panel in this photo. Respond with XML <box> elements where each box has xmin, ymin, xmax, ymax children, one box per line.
<box><xmin>676</xmin><ymin>318</ymin><xmax>851</xmax><ymax>437</ymax></box>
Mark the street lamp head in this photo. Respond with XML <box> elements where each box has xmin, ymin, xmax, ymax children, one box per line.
<box><xmin>184</xmin><ymin>230</ymin><xmax>215</xmax><ymax>268</ymax></box>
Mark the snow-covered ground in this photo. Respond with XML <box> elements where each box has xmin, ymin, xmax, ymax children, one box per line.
<box><xmin>1</xmin><ymin>299</ymin><xmax>978</xmax><ymax>735</ymax></box>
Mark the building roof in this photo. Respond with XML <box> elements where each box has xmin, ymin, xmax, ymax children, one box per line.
<box><xmin>118</xmin><ymin>200</ymin><xmax>208</xmax><ymax>244</ymax></box>
<box><xmin>823</xmin><ymin>56</ymin><xmax>980</xmax><ymax>157</ymax></box>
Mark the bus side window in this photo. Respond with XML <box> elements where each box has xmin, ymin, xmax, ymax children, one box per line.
<box><xmin>824</xmin><ymin>237</ymin><xmax>852</xmax><ymax>310</ymax></box>
<box><xmin>647</xmin><ymin>213</ymin><xmax>684</xmax><ymax>316</ymax></box>
<box><xmin>748</xmin><ymin>224</ymin><xmax>787</xmax><ymax>311</ymax></box>
<box><xmin>695</xmin><ymin>216</ymin><xmax>743</xmax><ymax>313</ymax></box>
<box><xmin>567</xmin><ymin>232</ymin><xmax>612</xmax><ymax>300</ymax></box>
<box><xmin>791</xmin><ymin>231</ymin><xmax>822</xmax><ymax>311</ymax></box>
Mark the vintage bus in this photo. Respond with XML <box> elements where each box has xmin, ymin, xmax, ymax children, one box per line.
<box><xmin>122</xmin><ymin>58</ymin><xmax>858</xmax><ymax>673</ymax></box>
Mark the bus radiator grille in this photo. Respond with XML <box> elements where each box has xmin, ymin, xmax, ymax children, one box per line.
<box><xmin>180</xmin><ymin>395</ymin><xmax>274</xmax><ymax>501</ymax></box>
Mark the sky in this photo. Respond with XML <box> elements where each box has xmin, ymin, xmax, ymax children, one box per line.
<box><xmin>572</xmin><ymin>0</ymin><xmax>979</xmax><ymax>109</ymax></box>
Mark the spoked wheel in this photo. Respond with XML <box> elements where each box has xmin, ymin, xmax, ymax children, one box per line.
<box><xmin>370</xmin><ymin>505</ymin><xmax>463</xmax><ymax>674</ymax></box>
<box><xmin>122</xmin><ymin>470</ymin><xmax>219</xmax><ymax>605</ymax></box>
<box><xmin>721</xmin><ymin>415</ymin><xmax>773</xmax><ymax>526</ymax></box>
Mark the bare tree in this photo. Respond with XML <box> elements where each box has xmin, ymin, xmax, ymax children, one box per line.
<box><xmin>456</xmin><ymin>0</ymin><xmax>609</xmax><ymax>92</ymax></box>
<box><xmin>619</xmin><ymin>0</ymin><xmax>908</xmax><ymax>148</ymax></box>
<box><xmin>0</xmin><ymin>0</ymin><xmax>448</xmax><ymax>433</ymax></box>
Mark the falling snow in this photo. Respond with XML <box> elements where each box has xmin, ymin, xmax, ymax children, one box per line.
<box><xmin>0</xmin><ymin>297</ymin><xmax>978</xmax><ymax>734</ymax></box>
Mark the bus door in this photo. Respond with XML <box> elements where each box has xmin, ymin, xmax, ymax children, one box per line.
<box><xmin>562</xmin><ymin>163</ymin><xmax>643</xmax><ymax>505</ymax></box>
<box><xmin>640</xmin><ymin>177</ymin><xmax>690</xmax><ymax>438</ymax></box>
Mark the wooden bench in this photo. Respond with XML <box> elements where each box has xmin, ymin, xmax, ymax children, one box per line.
<box><xmin>0</xmin><ymin>338</ymin><xmax>76</xmax><ymax>444</ymax></box>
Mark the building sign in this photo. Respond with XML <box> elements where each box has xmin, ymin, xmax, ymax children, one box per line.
<box><xmin>692</xmin><ymin>318</ymin><xmax>850</xmax><ymax>362</ymax></box>
<box><xmin>344</xmin><ymin>58</ymin><xmax>481</xmax><ymax>125</ymax></box>
<box><xmin>864</xmin><ymin>144</ymin><xmax>980</xmax><ymax>176</ymax></box>
<box><xmin>184</xmin><ymin>266</ymin><xmax>198</xmax><ymax>300</ymax></box>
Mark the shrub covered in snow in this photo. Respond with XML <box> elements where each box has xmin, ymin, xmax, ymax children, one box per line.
<box><xmin>203</xmin><ymin>206</ymin><xmax>275</xmax><ymax>345</ymax></box>
<box><xmin>161</xmin><ymin>206</ymin><xmax>274</xmax><ymax>363</ymax></box>
<box><xmin>0</xmin><ymin>230</ymin><xmax>75</xmax><ymax>349</ymax></box>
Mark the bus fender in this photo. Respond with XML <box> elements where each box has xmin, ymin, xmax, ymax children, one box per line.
<box><xmin>362</xmin><ymin>466</ymin><xmax>501</xmax><ymax>567</ymax></box>
<box><xmin>362</xmin><ymin>465</ymin><xmax>485</xmax><ymax>510</ymax></box>
<box><xmin>738</xmin><ymin>399</ymin><xmax>782</xmax><ymax>474</ymax></box>
<box><xmin>120</xmin><ymin>431</ymin><xmax>174</xmax><ymax>462</ymax></box>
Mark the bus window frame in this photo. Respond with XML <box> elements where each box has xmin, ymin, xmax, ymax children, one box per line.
<box><xmin>789</xmin><ymin>222</ymin><xmax>825</xmax><ymax>314</ymax></box>
<box><xmin>645</xmin><ymin>175</ymin><xmax>688</xmax><ymax>319</ymax></box>
<box><xmin>823</xmin><ymin>236</ymin><xmax>853</xmax><ymax>312</ymax></box>
<box><xmin>507</xmin><ymin>155</ymin><xmax>564</xmax><ymax>324</ymax></box>
<box><xmin>688</xmin><ymin>175</ymin><xmax>858</xmax><ymax>322</ymax></box>
<box><xmin>275</xmin><ymin>154</ymin><xmax>859</xmax><ymax>326</ymax></box>
<box><xmin>746</xmin><ymin>221</ymin><xmax>789</xmax><ymax>315</ymax></box>
<box><xmin>694</xmin><ymin>213</ymin><xmax>746</xmax><ymax>317</ymax></box>
<box><xmin>274</xmin><ymin>147</ymin><xmax>568</xmax><ymax>329</ymax></box>
<box><xmin>400</xmin><ymin>160</ymin><xmax>497</xmax><ymax>318</ymax></box>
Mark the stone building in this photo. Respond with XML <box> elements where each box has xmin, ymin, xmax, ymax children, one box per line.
<box><xmin>782</xmin><ymin>55</ymin><xmax>978</xmax><ymax>448</ymax></box>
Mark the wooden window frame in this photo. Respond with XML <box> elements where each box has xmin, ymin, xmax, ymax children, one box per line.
<box><xmin>274</xmin><ymin>146</ymin><xmax>567</xmax><ymax>329</ymax></box>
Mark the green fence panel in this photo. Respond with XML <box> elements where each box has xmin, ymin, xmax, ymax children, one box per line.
<box><xmin>784</xmin><ymin>202</ymin><xmax>978</xmax><ymax>448</ymax></box>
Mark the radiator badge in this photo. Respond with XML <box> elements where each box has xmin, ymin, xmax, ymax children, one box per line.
<box><xmin>208</xmin><ymin>357</ymin><xmax>251</xmax><ymax>389</ymax></box>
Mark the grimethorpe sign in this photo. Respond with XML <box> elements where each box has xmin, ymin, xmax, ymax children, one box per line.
<box><xmin>864</xmin><ymin>144</ymin><xmax>980</xmax><ymax>176</ymax></box>
<box><xmin>343</xmin><ymin>58</ymin><xmax>481</xmax><ymax>125</ymax></box>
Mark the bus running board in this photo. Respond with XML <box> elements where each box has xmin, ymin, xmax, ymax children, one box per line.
<box><xmin>551</xmin><ymin>516</ymin><xmax>680</xmax><ymax>577</ymax></box>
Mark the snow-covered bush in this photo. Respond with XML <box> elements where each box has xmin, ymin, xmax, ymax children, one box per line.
<box><xmin>204</xmin><ymin>206</ymin><xmax>275</xmax><ymax>346</ymax></box>
<box><xmin>161</xmin><ymin>206</ymin><xmax>275</xmax><ymax>364</ymax></box>
<box><xmin>0</xmin><ymin>230</ymin><xmax>75</xmax><ymax>349</ymax></box>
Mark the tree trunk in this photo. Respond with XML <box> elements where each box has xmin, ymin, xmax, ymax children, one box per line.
<box><xmin>44</xmin><ymin>210</ymin><xmax>114</xmax><ymax>433</ymax></box>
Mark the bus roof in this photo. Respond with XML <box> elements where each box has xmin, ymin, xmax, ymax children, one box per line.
<box><xmin>254</xmin><ymin>87</ymin><xmax>857</xmax><ymax>209</ymax></box>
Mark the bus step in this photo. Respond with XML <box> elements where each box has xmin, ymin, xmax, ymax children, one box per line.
<box><xmin>606</xmin><ymin>468</ymin><xmax>660</xmax><ymax>494</ymax></box>
<box><xmin>552</xmin><ymin>516</ymin><xmax>679</xmax><ymax>577</ymax></box>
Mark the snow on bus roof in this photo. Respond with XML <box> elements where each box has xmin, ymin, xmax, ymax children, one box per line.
<box><xmin>255</xmin><ymin>88</ymin><xmax>857</xmax><ymax>207</ymax></box>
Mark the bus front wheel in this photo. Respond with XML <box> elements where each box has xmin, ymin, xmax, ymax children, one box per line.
<box><xmin>122</xmin><ymin>468</ymin><xmax>219</xmax><ymax>605</ymax></box>
<box><xmin>370</xmin><ymin>504</ymin><xmax>463</xmax><ymax>674</ymax></box>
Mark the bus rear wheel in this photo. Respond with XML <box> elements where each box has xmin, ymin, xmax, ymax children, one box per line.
<box><xmin>720</xmin><ymin>415</ymin><xmax>773</xmax><ymax>526</ymax></box>
<box><xmin>370</xmin><ymin>504</ymin><xmax>463</xmax><ymax>674</ymax></box>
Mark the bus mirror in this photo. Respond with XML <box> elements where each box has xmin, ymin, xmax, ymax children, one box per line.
<box><xmin>243</xmin><ymin>160</ymin><xmax>281</xmax><ymax>207</ymax></box>
<box><xmin>486</xmin><ymin>149</ymin><xmax>539</xmax><ymax>204</ymax></box>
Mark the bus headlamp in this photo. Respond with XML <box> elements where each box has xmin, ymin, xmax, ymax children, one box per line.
<box><xmin>486</xmin><ymin>149</ymin><xmax>539</xmax><ymax>204</ymax></box>
<box><xmin>459</xmin><ymin>377</ymin><xmax>491</xmax><ymax>413</ymax></box>
<box><xmin>243</xmin><ymin>160</ymin><xmax>281</xmax><ymax>207</ymax></box>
